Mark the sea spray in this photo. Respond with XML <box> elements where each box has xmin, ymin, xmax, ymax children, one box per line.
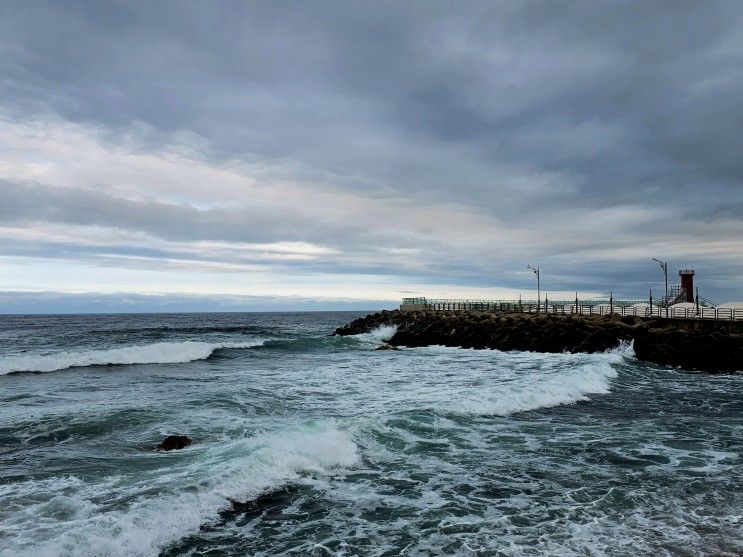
<box><xmin>366</xmin><ymin>324</ymin><xmax>398</xmax><ymax>343</ymax></box>
<box><xmin>339</xmin><ymin>324</ymin><xmax>399</xmax><ymax>348</ymax></box>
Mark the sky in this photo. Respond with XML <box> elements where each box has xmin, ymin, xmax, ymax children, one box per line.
<box><xmin>1</xmin><ymin>1</ymin><xmax>742</xmax><ymax>313</ymax></box>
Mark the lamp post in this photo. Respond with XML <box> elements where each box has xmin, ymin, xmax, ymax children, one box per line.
<box><xmin>527</xmin><ymin>265</ymin><xmax>540</xmax><ymax>313</ymax></box>
<box><xmin>652</xmin><ymin>258</ymin><xmax>668</xmax><ymax>318</ymax></box>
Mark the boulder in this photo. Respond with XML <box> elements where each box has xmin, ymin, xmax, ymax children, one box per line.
<box><xmin>157</xmin><ymin>435</ymin><xmax>192</xmax><ymax>451</ymax></box>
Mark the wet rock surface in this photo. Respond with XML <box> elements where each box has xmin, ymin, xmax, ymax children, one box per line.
<box><xmin>157</xmin><ymin>435</ymin><xmax>193</xmax><ymax>451</ymax></box>
<box><xmin>335</xmin><ymin>310</ymin><xmax>743</xmax><ymax>373</ymax></box>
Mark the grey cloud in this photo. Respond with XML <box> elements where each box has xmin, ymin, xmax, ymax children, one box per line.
<box><xmin>0</xmin><ymin>2</ymin><xmax>742</xmax><ymax>302</ymax></box>
<box><xmin>0</xmin><ymin>179</ymin><xmax>456</xmax><ymax>279</ymax></box>
<box><xmin>4</xmin><ymin>2</ymin><xmax>742</xmax><ymax>195</ymax></box>
<box><xmin>0</xmin><ymin>179</ymin><xmax>354</xmax><ymax>246</ymax></box>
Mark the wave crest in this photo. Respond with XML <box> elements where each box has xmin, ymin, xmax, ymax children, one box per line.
<box><xmin>440</xmin><ymin>349</ymin><xmax>628</xmax><ymax>416</ymax></box>
<box><xmin>0</xmin><ymin>340</ymin><xmax>264</xmax><ymax>375</ymax></box>
<box><xmin>454</xmin><ymin>363</ymin><xmax>617</xmax><ymax>416</ymax></box>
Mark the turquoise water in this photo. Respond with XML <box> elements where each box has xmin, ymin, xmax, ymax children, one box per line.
<box><xmin>0</xmin><ymin>313</ymin><xmax>741</xmax><ymax>556</ymax></box>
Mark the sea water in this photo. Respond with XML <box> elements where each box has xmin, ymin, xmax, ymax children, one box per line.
<box><xmin>0</xmin><ymin>312</ymin><xmax>740</xmax><ymax>556</ymax></box>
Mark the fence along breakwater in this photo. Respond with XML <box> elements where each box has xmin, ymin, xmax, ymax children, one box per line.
<box><xmin>334</xmin><ymin>310</ymin><xmax>743</xmax><ymax>373</ymax></box>
<box><xmin>399</xmin><ymin>298</ymin><xmax>743</xmax><ymax>321</ymax></box>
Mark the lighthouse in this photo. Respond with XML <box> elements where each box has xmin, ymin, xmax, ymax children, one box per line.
<box><xmin>679</xmin><ymin>269</ymin><xmax>694</xmax><ymax>303</ymax></box>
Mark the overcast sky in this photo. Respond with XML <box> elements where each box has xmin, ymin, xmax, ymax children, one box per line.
<box><xmin>1</xmin><ymin>1</ymin><xmax>742</xmax><ymax>312</ymax></box>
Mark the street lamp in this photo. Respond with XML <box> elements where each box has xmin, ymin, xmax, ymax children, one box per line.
<box><xmin>527</xmin><ymin>265</ymin><xmax>540</xmax><ymax>313</ymax></box>
<box><xmin>652</xmin><ymin>258</ymin><xmax>668</xmax><ymax>317</ymax></box>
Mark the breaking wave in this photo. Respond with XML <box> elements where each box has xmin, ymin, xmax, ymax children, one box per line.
<box><xmin>449</xmin><ymin>361</ymin><xmax>618</xmax><ymax>416</ymax></box>
<box><xmin>0</xmin><ymin>340</ymin><xmax>265</xmax><ymax>375</ymax></box>
<box><xmin>3</xmin><ymin>421</ymin><xmax>358</xmax><ymax>557</ymax></box>
<box><xmin>440</xmin><ymin>343</ymin><xmax>633</xmax><ymax>416</ymax></box>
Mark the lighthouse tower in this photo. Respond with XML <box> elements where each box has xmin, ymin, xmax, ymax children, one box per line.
<box><xmin>679</xmin><ymin>269</ymin><xmax>695</xmax><ymax>302</ymax></box>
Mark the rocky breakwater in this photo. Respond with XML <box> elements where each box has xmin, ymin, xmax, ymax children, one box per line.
<box><xmin>334</xmin><ymin>310</ymin><xmax>743</xmax><ymax>373</ymax></box>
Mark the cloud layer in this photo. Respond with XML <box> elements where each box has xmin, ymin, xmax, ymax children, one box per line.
<box><xmin>1</xmin><ymin>2</ymin><xmax>742</xmax><ymax>310</ymax></box>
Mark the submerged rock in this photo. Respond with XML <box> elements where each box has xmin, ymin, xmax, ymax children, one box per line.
<box><xmin>375</xmin><ymin>344</ymin><xmax>398</xmax><ymax>350</ymax></box>
<box><xmin>157</xmin><ymin>435</ymin><xmax>192</xmax><ymax>451</ymax></box>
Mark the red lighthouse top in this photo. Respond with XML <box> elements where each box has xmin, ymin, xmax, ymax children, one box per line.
<box><xmin>679</xmin><ymin>269</ymin><xmax>694</xmax><ymax>302</ymax></box>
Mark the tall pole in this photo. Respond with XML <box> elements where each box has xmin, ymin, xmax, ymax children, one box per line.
<box><xmin>528</xmin><ymin>265</ymin><xmax>540</xmax><ymax>313</ymax></box>
<box><xmin>652</xmin><ymin>258</ymin><xmax>668</xmax><ymax>318</ymax></box>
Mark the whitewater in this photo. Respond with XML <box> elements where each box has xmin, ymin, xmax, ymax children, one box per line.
<box><xmin>0</xmin><ymin>340</ymin><xmax>266</xmax><ymax>375</ymax></box>
<box><xmin>0</xmin><ymin>312</ymin><xmax>741</xmax><ymax>556</ymax></box>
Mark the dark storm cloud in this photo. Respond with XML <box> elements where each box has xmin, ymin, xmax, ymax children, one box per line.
<box><xmin>0</xmin><ymin>1</ymin><xmax>742</xmax><ymax>303</ymax></box>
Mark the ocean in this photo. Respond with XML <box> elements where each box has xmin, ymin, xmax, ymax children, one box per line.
<box><xmin>0</xmin><ymin>312</ymin><xmax>740</xmax><ymax>556</ymax></box>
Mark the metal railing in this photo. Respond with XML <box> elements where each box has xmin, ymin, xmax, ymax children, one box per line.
<box><xmin>400</xmin><ymin>298</ymin><xmax>743</xmax><ymax>321</ymax></box>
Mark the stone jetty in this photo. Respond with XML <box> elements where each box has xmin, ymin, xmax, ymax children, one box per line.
<box><xmin>334</xmin><ymin>310</ymin><xmax>743</xmax><ymax>373</ymax></box>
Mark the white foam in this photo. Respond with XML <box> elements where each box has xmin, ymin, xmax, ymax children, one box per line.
<box><xmin>604</xmin><ymin>339</ymin><xmax>636</xmax><ymax>361</ymax></box>
<box><xmin>360</xmin><ymin>324</ymin><xmax>398</xmax><ymax>343</ymax></box>
<box><xmin>0</xmin><ymin>340</ymin><xmax>264</xmax><ymax>375</ymax></box>
<box><xmin>450</xmin><ymin>361</ymin><xmax>618</xmax><ymax>416</ymax></box>
<box><xmin>2</xmin><ymin>421</ymin><xmax>358</xmax><ymax>557</ymax></box>
<box><xmin>437</xmin><ymin>347</ymin><xmax>630</xmax><ymax>417</ymax></box>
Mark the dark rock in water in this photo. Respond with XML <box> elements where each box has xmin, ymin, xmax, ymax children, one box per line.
<box><xmin>157</xmin><ymin>435</ymin><xmax>192</xmax><ymax>451</ymax></box>
<box><xmin>375</xmin><ymin>344</ymin><xmax>398</xmax><ymax>350</ymax></box>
